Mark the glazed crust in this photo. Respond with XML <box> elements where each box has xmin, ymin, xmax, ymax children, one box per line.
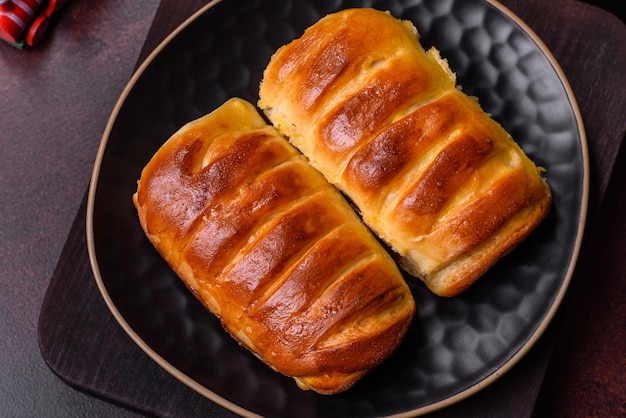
<box><xmin>133</xmin><ymin>98</ymin><xmax>415</xmax><ymax>394</ymax></box>
<box><xmin>259</xmin><ymin>8</ymin><xmax>552</xmax><ymax>296</ymax></box>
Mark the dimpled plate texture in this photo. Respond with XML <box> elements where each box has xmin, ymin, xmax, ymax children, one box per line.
<box><xmin>88</xmin><ymin>0</ymin><xmax>586</xmax><ymax>416</ymax></box>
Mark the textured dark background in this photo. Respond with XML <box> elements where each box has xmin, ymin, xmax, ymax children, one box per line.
<box><xmin>585</xmin><ymin>0</ymin><xmax>624</xmax><ymax>21</ymax></box>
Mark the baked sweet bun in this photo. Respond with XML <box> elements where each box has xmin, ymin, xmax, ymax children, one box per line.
<box><xmin>133</xmin><ymin>98</ymin><xmax>415</xmax><ymax>394</ymax></box>
<box><xmin>258</xmin><ymin>8</ymin><xmax>552</xmax><ymax>297</ymax></box>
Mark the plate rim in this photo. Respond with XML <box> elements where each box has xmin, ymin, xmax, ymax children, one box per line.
<box><xmin>86</xmin><ymin>0</ymin><xmax>589</xmax><ymax>416</ymax></box>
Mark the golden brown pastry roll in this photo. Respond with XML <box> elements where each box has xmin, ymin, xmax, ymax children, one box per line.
<box><xmin>258</xmin><ymin>8</ymin><xmax>552</xmax><ymax>297</ymax></box>
<box><xmin>133</xmin><ymin>98</ymin><xmax>415</xmax><ymax>394</ymax></box>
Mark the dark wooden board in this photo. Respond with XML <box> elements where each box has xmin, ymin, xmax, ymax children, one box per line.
<box><xmin>38</xmin><ymin>0</ymin><xmax>626</xmax><ymax>416</ymax></box>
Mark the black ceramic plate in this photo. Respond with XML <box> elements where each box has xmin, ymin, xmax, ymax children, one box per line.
<box><xmin>87</xmin><ymin>0</ymin><xmax>588</xmax><ymax>416</ymax></box>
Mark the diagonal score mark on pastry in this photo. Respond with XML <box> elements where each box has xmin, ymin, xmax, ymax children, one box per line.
<box><xmin>133</xmin><ymin>98</ymin><xmax>415</xmax><ymax>395</ymax></box>
<box><xmin>259</xmin><ymin>8</ymin><xmax>552</xmax><ymax>297</ymax></box>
